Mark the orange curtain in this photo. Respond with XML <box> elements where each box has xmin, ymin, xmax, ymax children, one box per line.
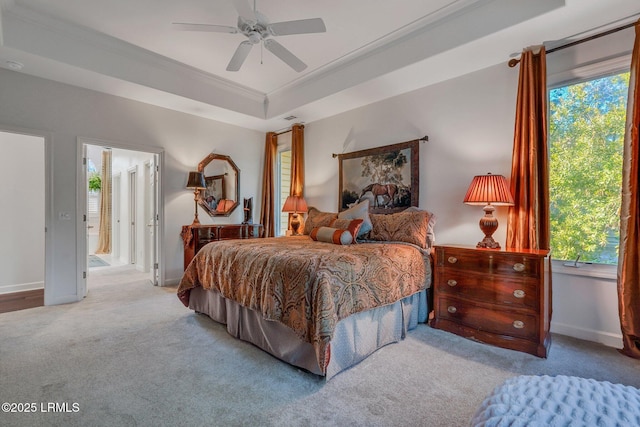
<box><xmin>290</xmin><ymin>123</ymin><xmax>305</xmax><ymax>197</ymax></box>
<box><xmin>259</xmin><ymin>132</ymin><xmax>278</xmax><ymax>237</ymax></box>
<box><xmin>506</xmin><ymin>47</ymin><xmax>550</xmax><ymax>251</ymax></box>
<box><xmin>95</xmin><ymin>149</ymin><xmax>112</xmax><ymax>254</ymax></box>
<box><xmin>618</xmin><ymin>20</ymin><xmax>640</xmax><ymax>359</ymax></box>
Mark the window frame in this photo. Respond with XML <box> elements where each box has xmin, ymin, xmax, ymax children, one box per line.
<box><xmin>547</xmin><ymin>54</ymin><xmax>631</xmax><ymax>279</ymax></box>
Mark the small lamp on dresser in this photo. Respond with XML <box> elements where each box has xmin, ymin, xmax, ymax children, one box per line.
<box><xmin>463</xmin><ymin>173</ymin><xmax>514</xmax><ymax>249</ymax></box>
<box><xmin>186</xmin><ymin>171</ymin><xmax>206</xmax><ymax>225</ymax></box>
<box><xmin>282</xmin><ymin>195</ymin><xmax>308</xmax><ymax>235</ymax></box>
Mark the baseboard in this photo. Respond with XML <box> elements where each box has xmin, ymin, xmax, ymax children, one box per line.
<box><xmin>0</xmin><ymin>281</ymin><xmax>45</xmax><ymax>295</ymax></box>
<box><xmin>163</xmin><ymin>278</ymin><xmax>181</xmax><ymax>287</ymax></box>
<box><xmin>551</xmin><ymin>321</ymin><xmax>622</xmax><ymax>349</ymax></box>
<box><xmin>0</xmin><ymin>289</ymin><xmax>44</xmax><ymax>313</ymax></box>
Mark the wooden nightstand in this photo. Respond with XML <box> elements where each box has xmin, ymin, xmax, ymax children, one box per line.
<box><xmin>430</xmin><ymin>245</ymin><xmax>551</xmax><ymax>357</ymax></box>
<box><xmin>181</xmin><ymin>223</ymin><xmax>263</xmax><ymax>270</ymax></box>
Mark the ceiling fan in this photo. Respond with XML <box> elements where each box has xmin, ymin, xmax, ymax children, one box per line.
<box><xmin>173</xmin><ymin>0</ymin><xmax>326</xmax><ymax>72</ymax></box>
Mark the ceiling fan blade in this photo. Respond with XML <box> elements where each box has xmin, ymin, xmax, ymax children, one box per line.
<box><xmin>226</xmin><ymin>41</ymin><xmax>253</xmax><ymax>71</ymax></box>
<box><xmin>268</xmin><ymin>18</ymin><xmax>326</xmax><ymax>36</ymax></box>
<box><xmin>263</xmin><ymin>39</ymin><xmax>307</xmax><ymax>72</ymax></box>
<box><xmin>232</xmin><ymin>0</ymin><xmax>256</xmax><ymax>21</ymax></box>
<box><xmin>172</xmin><ymin>23</ymin><xmax>238</xmax><ymax>33</ymax></box>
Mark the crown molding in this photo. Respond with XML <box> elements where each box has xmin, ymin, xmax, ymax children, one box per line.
<box><xmin>264</xmin><ymin>0</ymin><xmax>565</xmax><ymax>118</ymax></box>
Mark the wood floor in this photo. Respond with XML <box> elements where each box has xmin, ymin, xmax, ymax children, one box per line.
<box><xmin>0</xmin><ymin>289</ymin><xmax>44</xmax><ymax>314</ymax></box>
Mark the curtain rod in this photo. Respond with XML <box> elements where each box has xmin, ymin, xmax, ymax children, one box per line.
<box><xmin>508</xmin><ymin>19</ymin><xmax>637</xmax><ymax>67</ymax></box>
<box><xmin>275</xmin><ymin>129</ymin><xmax>291</xmax><ymax>136</ymax></box>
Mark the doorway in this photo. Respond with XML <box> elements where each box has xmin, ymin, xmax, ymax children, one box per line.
<box><xmin>0</xmin><ymin>130</ymin><xmax>47</xmax><ymax>311</ymax></box>
<box><xmin>78</xmin><ymin>139</ymin><xmax>164</xmax><ymax>297</ymax></box>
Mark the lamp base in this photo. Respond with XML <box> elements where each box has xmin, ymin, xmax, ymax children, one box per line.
<box><xmin>476</xmin><ymin>204</ymin><xmax>501</xmax><ymax>249</ymax></box>
<box><xmin>191</xmin><ymin>192</ymin><xmax>201</xmax><ymax>225</ymax></box>
<box><xmin>476</xmin><ymin>236</ymin><xmax>501</xmax><ymax>249</ymax></box>
<box><xmin>290</xmin><ymin>213</ymin><xmax>302</xmax><ymax>236</ymax></box>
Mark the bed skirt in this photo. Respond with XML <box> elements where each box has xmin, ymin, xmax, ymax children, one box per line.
<box><xmin>189</xmin><ymin>286</ymin><xmax>428</xmax><ymax>380</ymax></box>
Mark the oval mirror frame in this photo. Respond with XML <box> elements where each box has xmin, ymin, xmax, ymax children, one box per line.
<box><xmin>197</xmin><ymin>153</ymin><xmax>240</xmax><ymax>217</ymax></box>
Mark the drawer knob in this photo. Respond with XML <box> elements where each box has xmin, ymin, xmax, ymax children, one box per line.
<box><xmin>447</xmin><ymin>279</ymin><xmax>458</xmax><ymax>287</ymax></box>
<box><xmin>513</xmin><ymin>263</ymin><xmax>525</xmax><ymax>272</ymax></box>
<box><xmin>447</xmin><ymin>306</ymin><xmax>457</xmax><ymax>314</ymax></box>
<box><xmin>513</xmin><ymin>289</ymin><xmax>525</xmax><ymax>298</ymax></box>
<box><xmin>448</xmin><ymin>256</ymin><xmax>458</xmax><ymax>264</ymax></box>
<box><xmin>513</xmin><ymin>320</ymin><xmax>525</xmax><ymax>329</ymax></box>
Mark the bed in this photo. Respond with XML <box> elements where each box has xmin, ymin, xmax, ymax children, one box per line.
<box><xmin>177</xmin><ymin>203</ymin><xmax>435</xmax><ymax>379</ymax></box>
<box><xmin>470</xmin><ymin>375</ymin><xmax>640</xmax><ymax>426</ymax></box>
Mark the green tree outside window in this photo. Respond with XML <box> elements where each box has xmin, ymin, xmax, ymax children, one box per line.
<box><xmin>549</xmin><ymin>72</ymin><xmax>629</xmax><ymax>264</ymax></box>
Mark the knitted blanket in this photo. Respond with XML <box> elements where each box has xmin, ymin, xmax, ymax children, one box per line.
<box><xmin>470</xmin><ymin>375</ymin><xmax>640</xmax><ymax>427</ymax></box>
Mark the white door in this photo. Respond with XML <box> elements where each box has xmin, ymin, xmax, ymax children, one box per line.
<box><xmin>80</xmin><ymin>144</ymin><xmax>89</xmax><ymax>297</ymax></box>
<box><xmin>147</xmin><ymin>156</ymin><xmax>160</xmax><ymax>285</ymax></box>
<box><xmin>113</xmin><ymin>173</ymin><xmax>121</xmax><ymax>261</ymax></box>
<box><xmin>128</xmin><ymin>168</ymin><xmax>137</xmax><ymax>265</ymax></box>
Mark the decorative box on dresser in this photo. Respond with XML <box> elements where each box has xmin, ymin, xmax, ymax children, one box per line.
<box><xmin>181</xmin><ymin>224</ymin><xmax>263</xmax><ymax>270</ymax></box>
<box><xmin>430</xmin><ymin>245</ymin><xmax>551</xmax><ymax>357</ymax></box>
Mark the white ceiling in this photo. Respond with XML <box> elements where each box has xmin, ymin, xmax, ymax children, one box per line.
<box><xmin>0</xmin><ymin>0</ymin><xmax>639</xmax><ymax>132</ymax></box>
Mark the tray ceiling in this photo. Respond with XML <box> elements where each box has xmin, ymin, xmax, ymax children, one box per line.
<box><xmin>0</xmin><ymin>0</ymin><xmax>638</xmax><ymax>131</ymax></box>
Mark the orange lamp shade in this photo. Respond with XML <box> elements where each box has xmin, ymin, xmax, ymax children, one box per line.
<box><xmin>282</xmin><ymin>195</ymin><xmax>308</xmax><ymax>213</ymax></box>
<box><xmin>463</xmin><ymin>173</ymin><xmax>514</xmax><ymax>206</ymax></box>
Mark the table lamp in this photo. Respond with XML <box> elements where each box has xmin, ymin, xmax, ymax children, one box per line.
<box><xmin>463</xmin><ymin>173</ymin><xmax>514</xmax><ymax>249</ymax></box>
<box><xmin>282</xmin><ymin>195</ymin><xmax>308</xmax><ymax>235</ymax></box>
<box><xmin>186</xmin><ymin>171</ymin><xmax>206</xmax><ymax>224</ymax></box>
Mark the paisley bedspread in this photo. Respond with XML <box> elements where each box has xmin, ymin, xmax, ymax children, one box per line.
<box><xmin>177</xmin><ymin>235</ymin><xmax>431</xmax><ymax>368</ymax></box>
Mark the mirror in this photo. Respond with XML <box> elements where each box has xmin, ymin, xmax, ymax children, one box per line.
<box><xmin>197</xmin><ymin>153</ymin><xmax>240</xmax><ymax>217</ymax></box>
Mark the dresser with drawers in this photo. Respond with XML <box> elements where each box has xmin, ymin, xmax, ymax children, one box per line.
<box><xmin>430</xmin><ymin>245</ymin><xmax>551</xmax><ymax>357</ymax></box>
<box><xmin>181</xmin><ymin>223</ymin><xmax>263</xmax><ymax>270</ymax></box>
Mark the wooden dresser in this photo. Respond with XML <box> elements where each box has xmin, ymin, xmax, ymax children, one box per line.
<box><xmin>430</xmin><ymin>245</ymin><xmax>551</xmax><ymax>357</ymax></box>
<box><xmin>181</xmin><ymin>223</ymin><xmax>263</xmax><ymax>270</ymax></box>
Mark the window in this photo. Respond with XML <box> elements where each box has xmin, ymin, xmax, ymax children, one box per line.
<box><xmin>549</xmin><ymin>71</ymin><xmax>629</xmax><ymax>264</ymax></box>
<box><xmin>276</xmin><ymin>148</ymin><xmax>292</xmax><ymax>236</ymax></box>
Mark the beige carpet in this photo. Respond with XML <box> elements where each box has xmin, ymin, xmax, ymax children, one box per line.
<box><xmin>1</xmin><ymin>265</ymin><xmax>639</xmax><ymax>427</ymax></box>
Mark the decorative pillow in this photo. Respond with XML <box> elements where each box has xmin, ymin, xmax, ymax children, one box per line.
<box><xmin>368</xmin><ymin>210</ymin><xmax>435</xmax><ymax>249</ymax></box>
<box><xmin>337</xmin><ymin>199</ymin><xmax>372</xmax><ymax>239</ymax></box>
<box><xmin>216</xmin><ymin>199</ymin><xmax>234</xmax><ymax>212</ymax></box>
<box><xmin>404</xmin><ymin>207</ymin><xmax>437</xmax><ymax>248</ymax></box>
<box><xmin>310</xmin><ymin>226</ymin><xmax>353</xmax><ymax>245</ymax></box>
<box><xmin>303</xmin><ymin>207</ymin><xmax>338</xmax><ymax>235</ymax></box>
<box><xmin>330</xmin><ymin>218</ymin><xmax>364</xmax><ymax>242</ymax></box>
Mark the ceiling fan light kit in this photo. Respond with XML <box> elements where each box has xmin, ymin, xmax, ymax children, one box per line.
<box><xmin>173</xmin><ymin>0</ymin><xmax>326</xmax><ymax>72</ymax></box>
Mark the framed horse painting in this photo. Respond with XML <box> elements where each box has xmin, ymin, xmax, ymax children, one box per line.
<box><xmin>337</xmin><ymin>139</ymin><xmax>419</xmax><ymax>214</ymax></box>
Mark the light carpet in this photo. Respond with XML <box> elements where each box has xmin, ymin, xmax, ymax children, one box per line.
<box><xmin>1</xmin><ymin>265</ymin><xmax>639</xmax><ymax>427</ymax></box>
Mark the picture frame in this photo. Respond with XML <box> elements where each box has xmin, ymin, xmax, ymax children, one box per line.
<box><xmin>338</xmin><ymin>139</ymin><xmax>419</xmax><ymax>213</ymax></box>
<box><xmin>201</xmin><ymin>174</ymin><xmax>225</xmax><ymax>214</ymax></box>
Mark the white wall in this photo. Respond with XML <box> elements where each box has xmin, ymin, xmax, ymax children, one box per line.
<box><xmin>305</xmin><ymin>62</ymin><xmax>517</xmax><ymax>246</ymax></box>
<box><xmin>0</xmin><ymin>68</ymin><xmax>264</xmax><ymax>304</ymax></box>
<box><xmin>0</xmin><ymin>132</ymin><xmax>45</xmax><ymax>294</ymax></box>
<box><xmin>304</xmin><ymin>58</ymin><xmax>624</xmax><ymax>348</ymax></box>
